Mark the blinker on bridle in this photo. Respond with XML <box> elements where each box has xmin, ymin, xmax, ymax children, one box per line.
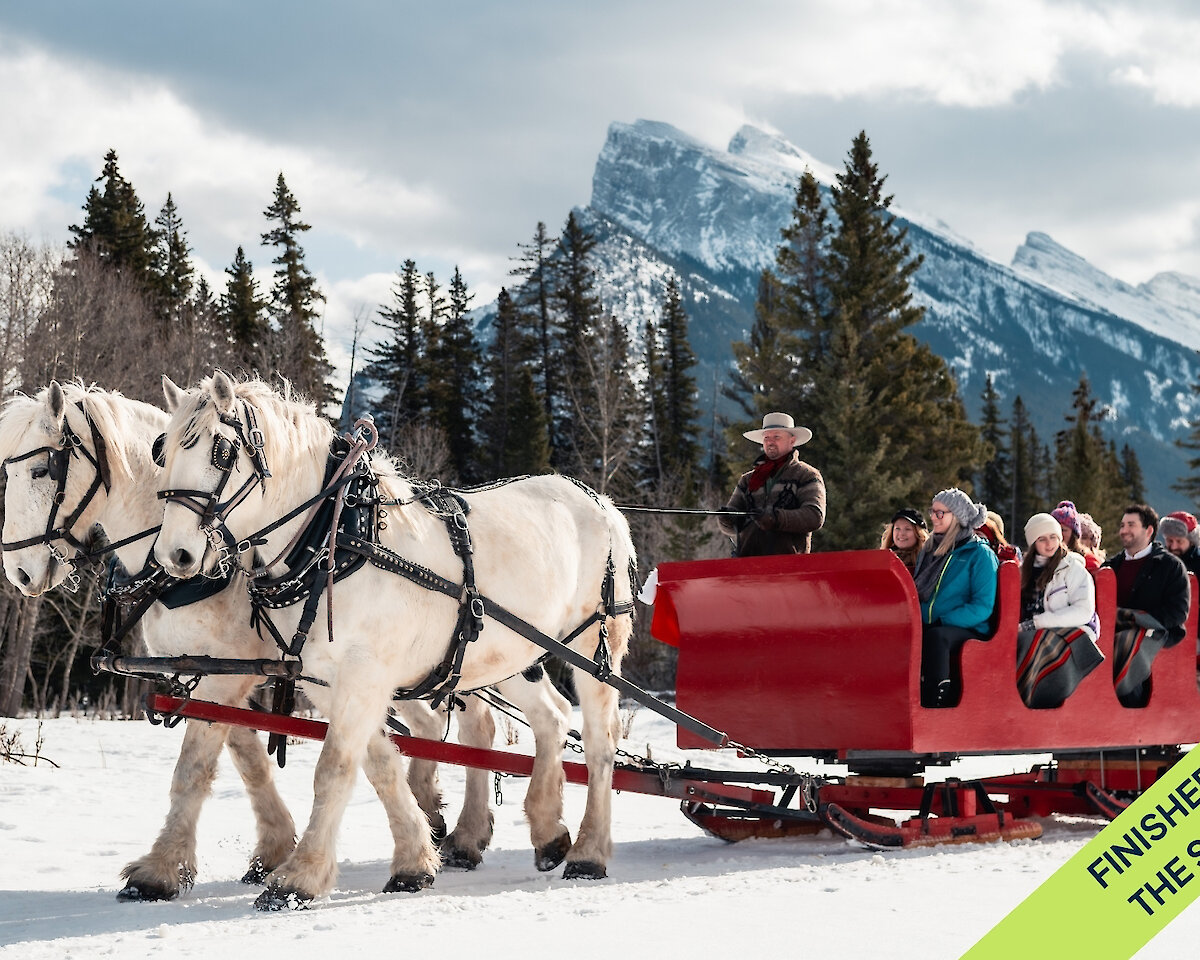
<box><xmin>156</xmin><ymin>399</ymin><xmax>272</xmax><ymax>576</ymax></box>
<box><xmin>0</xmin><ymin>402</ymin><xmax>113</xmax><ymax>576</ymax></box>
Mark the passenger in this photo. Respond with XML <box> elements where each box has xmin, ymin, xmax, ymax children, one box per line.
<box><xmin>1051</xmin><ymin>500</ymin><xmax>1097</xmax><ymax>570</ymax></box>
<box><xmin>976</xmin><ymin>510</ymin><xmax>1021</xmax><ymax>564</ymax></box>
<box><xmin>1077</xmin><ymin>512</ymin><xmax>1106</xmax><ymax>568</ymax></box>
<box><xmin>1101</xmin><ymin>504</ymin><xmax>1191</xmax><ymax>707</ymax></box>
<box><xmin>1015</xmin><ymin>513</ymin><xmax>1103</xmax><ymax>708</ymax></box>
<box><xmin>1159</xmin><ymin>510</ymin><xmax>1200</xmax><ymax>578</ymax></box>
<box><xmin>880</xmin><ymin>507</ymin><xmax>928</xmax><ymax>574</ymax></box>
<box><xmin>717</xmin><ymin>412</ymin><xmax>826</xmax><ymax>557</ymax></box>
<box><xmin>912</xmin><ymin>489</ymin><xmax>998</xmax><ymax>708</ymax></box>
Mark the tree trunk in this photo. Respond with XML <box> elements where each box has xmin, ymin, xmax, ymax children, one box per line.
<box><xmin>0</xmin><ymin>595</ymin><xmax>41</xmax><ymax>716</ymax></box>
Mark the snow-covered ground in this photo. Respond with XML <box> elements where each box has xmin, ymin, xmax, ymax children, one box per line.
<box><xmin>1</xmin><ymin>712</ymin><xmax>1196</xmax><ymax>959</ymax></box>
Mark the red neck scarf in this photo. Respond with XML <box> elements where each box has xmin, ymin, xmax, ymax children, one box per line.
<box><xmin>747</xmin><ymin>453</ymin><xmax>789</xmax><ymax>492</ymax></box>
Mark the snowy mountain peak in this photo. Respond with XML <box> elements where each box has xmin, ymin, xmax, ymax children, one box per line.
<box><xmin>726</xmin><ymin>125</ymin><xmax>836</xmax><ymax>183</ymax></box>
<box><xmin>1012</xmin><ymin>231</ymin><xmax>1200</xmax><ymax>349</ymax></box>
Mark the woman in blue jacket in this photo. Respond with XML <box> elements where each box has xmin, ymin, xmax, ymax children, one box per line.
<box><xmin>912</xmin><ymin>488</ymin><xmax>999</xmax><ymax>707</ymax></box>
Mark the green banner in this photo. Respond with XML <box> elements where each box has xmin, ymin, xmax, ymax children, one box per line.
<box><xmin>964</xmin><ymin>745</ymin><xmax>1200</xmax><ymax>958</ymax></box>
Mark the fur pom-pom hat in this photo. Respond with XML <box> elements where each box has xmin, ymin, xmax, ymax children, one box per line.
<box><xmin>932</xmin><ymin>488</ymin><xmax>987</xmax><ymax>531</ymax></box>
<box><xmin>1161</xmin><ymin>511</ymin><xmax>1200</xmax><ymax>548</ymax></box>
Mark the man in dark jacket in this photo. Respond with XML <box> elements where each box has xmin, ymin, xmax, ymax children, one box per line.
<box><xmin>1101</xmin><ymin>504</ymin><xmax>1191</xmax><ymax>707</ymax></box>
<box><xmin>717</xmin><ymin>412</ymin><xmax>826</xmax><ymax>556</ymax></box>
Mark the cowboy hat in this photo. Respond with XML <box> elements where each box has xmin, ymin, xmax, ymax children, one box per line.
<box><xmin>742</xmin><ymin>412</ymin><xmax>812</xmax><ymax>445</ymax></box>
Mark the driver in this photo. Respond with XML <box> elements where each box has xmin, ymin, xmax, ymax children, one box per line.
<box><xmin>717</xmin><ymin>412</ymin><xmax>825</xmax><ymax>556</ymax></box>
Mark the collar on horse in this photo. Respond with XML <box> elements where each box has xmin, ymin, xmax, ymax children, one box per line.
<box><xmin>1</xmin><ymin>400</ymin><xmax>116</xmax><ymax>586</ymax></box>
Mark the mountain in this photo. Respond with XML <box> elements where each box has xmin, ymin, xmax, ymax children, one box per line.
<box><xmin>573</xmin><ymin>119</ymin><xmax>1200</xmax><ymax>509</ymax></box>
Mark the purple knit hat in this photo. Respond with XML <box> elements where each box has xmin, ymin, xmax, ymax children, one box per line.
<box><xmin>1051</xmin><ymin>500</ymin><xmax>1081</xmax><ymax>538</ymax></box>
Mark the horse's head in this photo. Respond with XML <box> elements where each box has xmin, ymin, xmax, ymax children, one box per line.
<box><xmin>154</xmin><ymin>371</ymin><xmax>327</xmax><ymax>580</ymax></box>
<box><xmin>0</xmin><ymin>381</ymin><xmax>111</xmax><ymax>595</ymax></box>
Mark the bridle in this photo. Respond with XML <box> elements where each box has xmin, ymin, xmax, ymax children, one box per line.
<box><xmin>1</xmin><ymin>402</ymin><xmax>114</xmax><ymax>587</ymax></box>
<box><xmin>156</xmin><ymin>398</ymin><xmax>273</xmax><ymax>578</ymax></box>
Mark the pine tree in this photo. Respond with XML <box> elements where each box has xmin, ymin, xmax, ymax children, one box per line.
<box><xmin>658</xmin><ymin>276</ymin><xmax>702</xmax><ymax>478</ymax></box>
<box><xmin>1173</xmin><ymin>386</ymin><xmax>1200</xmax><ymax>507</ymax></box>
<box><xmin>428</xmin><ymin>268</ymin><xmax>482</xmax><ymax>480</ymax></box>
<box><xmin>371</xmin><ymin>259</ymin><xmax>425</xmax><ymax>448</ymax></box>
<box><xmin>152</xmin><ymin>193</ymin><xmax>194</xmax><ymax>330</ymax></box>
<box><xmin>1008</xmin><ymin>396</ymin><xmax>1042</xmax><ymax>531</ymax></box>
<box><xmin>1053</xmin><ymin>375</ymin><xmax>1127</xmax><ymax>537</ymax></box>
<box><xmin>68</xmin><ymin>149</ymin><xmax>160</xmax><ymax>292</ymax></box>
<box><xmin>727</xmin><ymin>132</ymin><xmax>982</xmax><ymax>548</ymax></box>
<box><xmin>221</xmin><ymin>247</ymin><xmax>267</xmax><ymax>370</ymax></box>
<box><xmin>261</xmin><ymin>173</ymin><xmax>332</xmax><ymax>406</ymax></box>
<box><xmin>1120</xmin><ymin>443</ymin><xmax>1146</xmax><ymax>503</ymax></box>
<box><xmin>505</xmin><ymin>367</ymin><xmax>551</xmax><ymax>476</ymax></box>
<box><xmin>480</xmin><ymin>288</ymin><xmax>530</xmax><ymax>477</ymax></box>
<box><xmin>553</xmin><ymin>212</ymin><xmax>606</xmax><ymax>475</ymax></box>
<box><xmin>978</xmin><ymin>374</ymin><xmax>1010</xmax><ymax>511</ymax></box>
<box><xmin>510</xmin><ymin>222</ymin><xmax>561</xmax><ymax>461</ymax></box>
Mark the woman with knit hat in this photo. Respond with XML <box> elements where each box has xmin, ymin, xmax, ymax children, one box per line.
<box><xmin>1015</xmin><ymin>513</ymin><xmax>1103</xmax><ymax>708</ymax></box>
<box><xmin>912</xmin><ymin>489</ymin><xmax>999</xmax><ymax>707</ymax></box>
<box><xmin>1051</xmin><ymin>500</ymin><xmax>1098</xmax><ymax>570</ymax></box>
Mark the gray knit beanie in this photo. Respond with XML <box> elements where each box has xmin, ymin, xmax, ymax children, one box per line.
<box><xmin>932</xmin><ymin>488</ymin><xmax>988</xmax><ymax>531</ymax></box>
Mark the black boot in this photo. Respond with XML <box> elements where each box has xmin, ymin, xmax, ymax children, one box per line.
<box><xmin>932</xmin><ymin>679</ymin><xmax>954</xmax><ymax>708</ymax></box>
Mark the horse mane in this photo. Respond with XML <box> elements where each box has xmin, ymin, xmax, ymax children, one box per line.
<box><xmin>0</xmin><ymin>381</ymin><xmax>164</xmax><ymax>484</ymax></box>
<box><xmin>171</xmin><ymin>374</ymin><xmax>339</xmax><ymax>475</ymax></box>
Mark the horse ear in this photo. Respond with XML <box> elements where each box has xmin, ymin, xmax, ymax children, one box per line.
<box><xmin>162</xmin><ymin>375</ymin><xmax>184</xmax><ymax>413</ymax></box>
<box><xmin>47</xmin><ymin>381</ymin><xmax>66</xmax><ymax>428</ymax></box>
<box><xmin>211</xmin><ymin>371</ymin><xmax>236</xmax><ymax>415</ymax></box>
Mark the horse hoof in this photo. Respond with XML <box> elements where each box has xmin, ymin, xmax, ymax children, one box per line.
<box><xmin>534</xmin><ymin>832</ymin><xmax>572</xmax><ymax>872</ymax></box>
<box><xmin>116</xmin><ymin>882</ymin><xmax>177</xmax><ymax>903</ymax></box>
<box><xmin>254</xmin><ymin>885</ymin><xmax>311</xmax><ymax>911</ymax></box>
<box><xmin>241</xmin><ymin>857</ymin><xmax>270</xmax><ymax>885</ymax></box>
<box><xmin>562</xmin><ymin>860</ymin><xmax>607</xmax><ymax>880</ymax></box>
<box><xmin>383</xmin><ymin>872</ymin><xmax>435</xmax><ymax>893</ymax></box>
<box><xmin>441</xmin><ymin>844</ymin><xmax>482</xmax><ymax>871</ymax></box>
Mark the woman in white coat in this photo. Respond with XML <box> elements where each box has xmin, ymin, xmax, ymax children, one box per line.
<box><xmin>1016</xmin><ymin>513</ymin><xmax>1104</xmax><ymax>708</ymax></box>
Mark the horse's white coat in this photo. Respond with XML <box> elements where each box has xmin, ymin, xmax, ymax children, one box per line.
<box><xmin>154</xmin><ymin>373</ymin><xmax>636</xmax><ymax>902</ymax></box>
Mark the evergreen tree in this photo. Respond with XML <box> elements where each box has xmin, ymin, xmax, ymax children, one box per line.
<box><xmin>428</xmin><ymin>268</ymin><xmax>482</xmax><ymax>480</ymax></box>
<box><xmin>510</xmin><ymin>222</ymin><xmax>561</xmax><ymax>460</ymax></box>
<box><xmin>480</xmin><ymin>288</ymin><xmax>532</xmax><ymax>477</ymax></box>
<box><xmin>68</xmin><ymin>149</ymin><xmax>160</xmax><ymax>292</ymax></box>
<box><xmin>1053</xmin><ymin>375</ymin><xmax>1127</xmax><ymax>537</ymax></box>
<box><xmin>261</xmin><ymin>173</ymin><xmax>332</xmax><ymax>406</ymax></box>
<box><xmin>978</xmin><ymin>374</ymin><xmax>1010</xmax><ymax>512</ymax></box>
<box><xmin>505</xmin><ymin>368</ymin><xmax>551</xmax><ymax>476</ymax></box>
<box><xmin>1120</xmin><ymin>443</ymin><xmax>1146</xmax><ymax>503</ymax></box>
<box><xmin>657</xmin><ymin>276</ymin><xmax>702</xmax><ymax>478</ymax></box>
<box><xmin>152</xmin><ymin>193</ymin><xmax>194</xmax><ymax>330</ymax></box>
<box><xmin>1008</xmin><ymin>396</ymin><xmax>1042</xmax><ymax>532</ymax></box>
<box><xmin>553</xmin><ymin>212</ymin><xmax>606</xmax><ymax>474</ymax></box>
<box><xmin>220</xmin><ymin>247</ymin><xmax>267</xmax><ymax>370</ymax></box>
<box><xmin>728</xmin><ymin>132</ymin><xmax>982</xmax><ymax>548</ymax></box>
<box><xmin>1173</xmin><ymin>386</ymin><xmax>1200</xmax><ymax>507</ymax></box>
<box><xmin>371</xmin><ymin>259</ymin><xmax>425</xmax><ymax>448</ymax></box>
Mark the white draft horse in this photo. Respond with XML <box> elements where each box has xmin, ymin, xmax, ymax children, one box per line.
<box><xmin>0</xmin><ymin>382</ymin><xmax>566</xmax><ymax>899</ymax></box>
<box><xmin>154</xmin><ymin>372</ymin><xmax>636</xmax><ymax>908</ymax></box>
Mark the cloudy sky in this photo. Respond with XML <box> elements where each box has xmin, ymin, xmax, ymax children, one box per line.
<box><xmin>1</xmin><ymin>0</ymin><xmax>1198</xmax><ymax>383</ymax></box>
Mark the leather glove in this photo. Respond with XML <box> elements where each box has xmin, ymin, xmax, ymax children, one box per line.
<box><xmin>1017</xmin><ymin>619</ymin><xmax>1036</xmax><ymax>634</ymax></box>
<box><xmin>755</xmin><ymin>509</ymin><xmax>778</xmax><ymax>531</ymax></box>
<box><xmin>1116</xmin><ymin>607</ymin><xmax>1136</xmax><ymax>626</ymax></box>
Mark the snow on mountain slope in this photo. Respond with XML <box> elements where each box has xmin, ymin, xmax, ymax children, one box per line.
<box><xmin>1012</xmin><ymin>232</ymin><xmax>1200</xmax><ymax>352</ymax></box>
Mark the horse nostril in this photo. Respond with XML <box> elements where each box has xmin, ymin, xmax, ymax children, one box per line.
<box><xmin>15</xmin><ymin>568</ymin><xmax>30</xmax><ymax>588</ymax></box>
<box><xmin>172</xmin><ymin>548</ymin><xmax>195</xmax><ymax>571</ymax></box>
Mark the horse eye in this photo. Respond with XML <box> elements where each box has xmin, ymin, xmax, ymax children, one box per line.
<box><xmin>30</xmin><ymin>465</ymin><xmax>48</xmax><ymax>480</ymax></box>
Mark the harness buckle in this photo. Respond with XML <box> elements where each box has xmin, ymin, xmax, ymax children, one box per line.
<box><xmin>248</xmin><ymin>427</ymin><xmax>266</xmax><ymax>450</ymax></box>
<box><xmin>470</xmin><ymin>596</ymin><xmax>485</xmax><ymax>621</ymax></box>
<box><xmin>237</xmin><ymin>539</ymin><xmax>254</xmax><ymax>555</ymax></box>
